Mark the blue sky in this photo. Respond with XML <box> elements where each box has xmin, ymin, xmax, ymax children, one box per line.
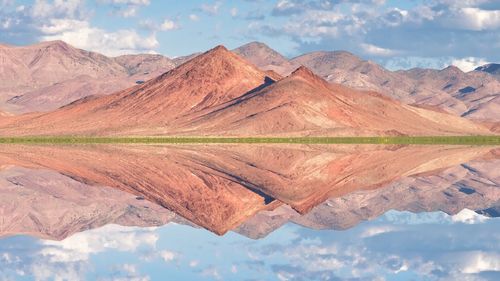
<box><xmin>1</xmin><ymin>0</ymin><xmax>500</xmax><ymax>71</ymax></box>
<box><xmin>0</xmin><ymin>210</ymin><xmax>499</xmax><ymax>281</ymax></box>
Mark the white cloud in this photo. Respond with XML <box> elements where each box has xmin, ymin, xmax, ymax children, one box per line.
<box><xmin>461</xmin><ymin>252</ymin><xmax>500</xmax><ymax>273</ymax></box>
<box><xmin>451</xmin><ymin>57</ymin><xmax>491</xmax><ymax>72</ymax></box>
<box><xmin>31</xmin><ymin>0</ymin><xmax>85</xmax><ymax>19</ymax></box>
<box><xmin>159</xmin><ymin>250</ymin><xmax>178</xmax><ymax>263</ymax></box>
<box><xmin>360</xmin><ymin>43</ymin><xmax>398</xmax><ymax>56</ymax></box>
<box><xmin>160</xmin><ymin>19</ymin><xmax>179</xmax><ymax>31</ymax></box>
<box><xmin>40</xmin><ymin>225</ymin><xmax>158</xmax><ymax>263</ymax></box>
<box><xmin>452</xmin><ymin>7</ymin><xmax>500</xmax><ymax>30</ymax></box>
<box><xmin>39</xmin><ymin>19</ymin><xmax>159</xmax><ymax>56</ymax></box>
<box><xmin>39</xmin><ymin>18</ymin><xmax>87</xmax><ymax>34</ymax></box>
<box><xmin>31</xmin><ymin>263</ymin><xmax>83</xmax><ymax>281</ymax></box>
<box><xmin>360</xmin><ymin>226</ymin><xmax>397</xmax><ymax>238</ymax></box>
<box><xmin>451</xmin><ymin>208</ymin><xmax>490</xmax><ymax>223</ymax></box>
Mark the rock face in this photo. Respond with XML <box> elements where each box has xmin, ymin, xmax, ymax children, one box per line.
<box><xmin>0</xmin><ymin>41</ymin><xmax>175</xmax><ymax>113</ymax></box>
<box><xmin>0</xmin><ymin>45</ymin><xmax>490</xmax><ymax>136</ymax></box>
<box><xmin>0</xmin><ymin>144</ymin><xmax>496</xmax><ymax>237</ymax></box>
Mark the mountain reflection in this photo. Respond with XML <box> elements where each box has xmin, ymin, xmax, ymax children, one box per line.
<box><xmin>0</xmin><ymin>144</ymin><xmax>498</xmax><ymax>240</ymax></box>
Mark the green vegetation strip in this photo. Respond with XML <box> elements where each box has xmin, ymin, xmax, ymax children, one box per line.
<box><xmin>0</xmin><ymin>136</ymin><xmax>499</xmax><ymax>145</ymax></box>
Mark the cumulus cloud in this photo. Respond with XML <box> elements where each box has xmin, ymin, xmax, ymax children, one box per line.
<box><xmin>460</xmin><ymin>252</ymin><xmax>500</xmax><ymax>273</ymax></box>
<box><xmin>0</xmin><ymin>0</ymin><xmax>160</xmax><ymax>55</ymax></box>
<box><xmin>139</xmin><ymin>18</ymin><xmax>180</xmax><ymax>33</ymax></box>
<box><xmin>31</xmin><ymin>0</ymin><xmax>86</xmax><ymax>19</ymax></box>
<box><xmin>41</xmin><ymin>21</ymin><xmax>159</xmax><ymax>56</ymax></box>
<box><xmin>262</xmin><ymin>0</ymin><xmax>500</xmax><ymax>67</ymax></box>
<box><xmin>40</xmin><ymin>225</ymin><xmax>159</xmax><ymax>263</ymax></box>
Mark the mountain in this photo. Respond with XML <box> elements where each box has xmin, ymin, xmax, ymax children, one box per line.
<box><xmin>0</xmin><ymin>144</ymin><xmax>281</xmax><ymax>235</ymax></box>
<box><xmin>0</xmin><ymin>45</ymin><xmax>490</xmax><ymax>136</ymax></box>
<box><xmin>0</xmin><ymin>166</ymin><xmax>176</xmax><ymax>240</ymax></box>
<box><xmin>0</xmin><ymin>144</ymin><xmax>497</xmax><ymax>237</ymax></box>
<box><xmin>172</xmin><ymin>65</ymin><xmax>489</xmax><ymax>136</ymax></box>
<box><xmin>234</xmin><ymin>43</ymin><xmax>500</xmax><ymax>122</ymax></box>
<box><xmin>114</xmin><ymin>53</ymin><xmax>175</xmax><ymax>76</ymax></box>
<box><xmin>0</xmin><ymin>41</ymin><xmax>175</xmax><ymax>113</ymax></box>
<box><xmin>236</xmin><ymin>148</ymin><xmax>500</xmax><ymax>238</ymax></box>
<box><xmin>2</xmin><ymin>40</ymin><xmax>498</xmax><ymax>124</ymax></box>
<box><xmin>233</xmin><ymin>41</ymin><xmax>295</xmax><ymax>75</ymax></box>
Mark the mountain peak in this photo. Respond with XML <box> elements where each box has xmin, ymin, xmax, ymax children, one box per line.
<box><xmin>37</xmin><ymin>40</ymin><xmax>72</xmax><ymax>49</ymax></box>
<box><xmin>233</xmin><ymin>42</ymin><xmax>290</xmax><ymax>71</ymax></box>
<box><xmin>441</xmin><ymin>65</ymin><xmax>463</xmax><ymax>73</ymax></box>
<box><xmin>290</xmin><ymin>65</ymin><xmax>330</xmax><ymax>88</ymax></box>
<box><xmin>238</xmin><ymin>41</ymin><xmax>272</xmax><ymax>50</ymax></box>
<box><xmin>291</xmin><ymin>65</ymin><xmax>316</xmax><ymax>77</ymax></box>
<box><xmin>210</xmin><ymin>45</ymin><xmax>230</xmax><ymax>53</ymax></box>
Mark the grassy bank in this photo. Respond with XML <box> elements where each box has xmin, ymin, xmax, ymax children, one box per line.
<box><xmin>0</xmin><ymin>136</ymin><xmax>499</xmax><ymax>145</ymax></box>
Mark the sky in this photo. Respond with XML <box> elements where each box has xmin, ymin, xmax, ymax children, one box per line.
<box><xmin>0</xmin><ymin>0</ymin><xmax>499</xmax><ymax>71</ymax></box>
<box><xmin>0</xmin><ymin>210</ymin><xmax>499</xmax><ymax>281</ymax></box>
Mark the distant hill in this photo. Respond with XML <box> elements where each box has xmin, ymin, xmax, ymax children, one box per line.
<box><xmin>0</xmin><ymin>40</ymin><xmax>175</xmax><ymax>113</ymax></box>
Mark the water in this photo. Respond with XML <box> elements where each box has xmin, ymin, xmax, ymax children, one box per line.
<box><xmin>0</xmin><ymin>144</ymin><xmax>498</xmax><ymax>280</ymax></box>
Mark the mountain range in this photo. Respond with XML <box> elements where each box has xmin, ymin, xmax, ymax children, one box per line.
<box><xmin>0</xmin><ymin>144</ymin><xmax>498</xmax><ymax>239</ymax></box>
<box><xmin>0</xmin><ymin>40</ymin><xmax>498</xmax><ymax>135</ymax></box>
<box><xmin>0</xmin><ymin>43</ymin><xmax>493</xmax><ymax>136</ymax></box>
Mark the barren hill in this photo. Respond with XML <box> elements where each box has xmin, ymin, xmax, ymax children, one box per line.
<box><xmin>0</xmin><ymin>41</ymin><xmax>175</xmax><ymax>113</ymax></box>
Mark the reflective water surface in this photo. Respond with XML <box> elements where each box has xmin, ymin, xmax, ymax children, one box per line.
<box><xmin>0</xmin><ymin>144</ymin><xmax>499</xmax><ymax>280</ymax></box>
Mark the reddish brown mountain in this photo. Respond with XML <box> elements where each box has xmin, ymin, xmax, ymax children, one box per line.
<box><xmin>0</xmin><ymin>45</ymin><xmax>490</xmax><ymax>136</ymax></box>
